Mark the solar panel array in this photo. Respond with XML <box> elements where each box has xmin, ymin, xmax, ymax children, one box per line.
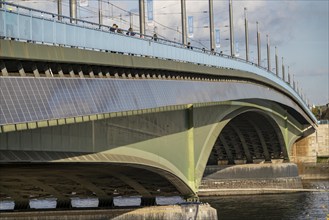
<box><xmin>0</xmin><ymin>77</ymin><xmax>291</xmax><ymax>126</ymax></box>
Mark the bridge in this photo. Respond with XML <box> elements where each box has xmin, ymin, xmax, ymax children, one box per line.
<box><xmin>0</xmin><ymin>2</ymin><xmax>317</xmax><ymax>206</ymax></box>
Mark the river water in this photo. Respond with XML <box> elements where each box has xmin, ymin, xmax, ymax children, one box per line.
<box><xmin>201</xmin><ymin>180</ymin><xmax>329</xmax><ymax>220</ymax></box>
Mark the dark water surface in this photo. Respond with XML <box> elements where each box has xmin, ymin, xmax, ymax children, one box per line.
<box><xmin>201</xmin><ymin>180</ymin><xmax>329</xmax><ymax>220</ymax></box>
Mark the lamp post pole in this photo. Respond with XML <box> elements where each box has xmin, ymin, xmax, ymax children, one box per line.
<box><xmin>288</xmin><ymin>66</ymin><xmax>291</xmax><ymax>85</ymax></box>
<box><xmin>209</xmin><ymin>0</ymin><xmax>215</xmax><ymax>51</ymax></box>
<box><xmin>267</xmin><ymin>34</ymin><xmax>271</xmax><ymax>71</ymax></box>
<box><xmin>69</xmin><ymin>0</ymin><xmax>77</xmax><ymax>23</ymax></box>
<box><xmin>244</xmin><ymin>7</ymin><xmax>249</xmax><ymax>62</ymax></box>
<box><xmin>282</xmin><ymin>57</ymin><xmax>285</xmax><ymax>81</ymax></box>
<box><xmin>257</xmin><ymin>21</ymin><xmax>261</xmax><ymax>66</ymax></box>
<box><xmin>181</xmin><ymin>0</ymin><xmax>187</xmax><ymax>45</ymax></box>
<box><xmin>275</xmin><ymin>46</ymin><xmax>279</xmax><ymax>76</ymax></box>
<box><xmin>58</xmin><ymin>0</ymin><xmax>62</xmax><ymax>21</ymax></box>
<box><xmin>229</xmin><ymin>0</ymin><xmax>235</xmax><ymax>57</ymax></box>
<box><xmin>98</xmin><ymin>0</ymin><xmax>103</xmax><ymax>26</ymax></box>
<box><xmin>139</xmin><ymin>0</ymin><xmax>145</xmax><ymax>35</ymax></box>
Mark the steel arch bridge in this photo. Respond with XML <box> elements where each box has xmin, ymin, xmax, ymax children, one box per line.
<box><xmin>0</xmin><ymin>3</ymin><xmax>317</xmax><ymax>201</ymax></box>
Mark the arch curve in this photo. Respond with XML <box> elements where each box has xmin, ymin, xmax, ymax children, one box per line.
<box><xmin>208</xmin><ymin>111</ymin><xmax>286</xmax><ymax>165</ymax></box>
<box><xmin>195</xmin><ymin>106</ymin><xmax>288</xmax><ymax>188</ymax></box>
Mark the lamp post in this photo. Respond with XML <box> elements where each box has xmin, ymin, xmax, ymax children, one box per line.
<box><xmin>256</xmin><ymin>21</ymin><xmax>261</xmax><ymax>66</ymax></box>
<box><xmin>139</xmin><ymin>0</ymin><xmax>145</xmax><ymax>35</ymax></box>
<box><xmin>209</xmin><ymin>0</ymin><xmax>215</xmax><ymax>51</ymax></box>
<box><xmin>275</xmin><ymin>46</ymin><xmax>279</xmax><ymax>76</ymax></box>
<box><xmin>229</xmin><ymin>0</ymin><xmax>235</xmax><ymax>57</ymax></box>
<box><xmin>282</xmin><ymin>57</ymin><xmax>285</xmax><ymax>81</ymax></box>
<box><xmin>181</xmin><ymin>0</ymin><xmax>187</xmax><ymax>45</ymax></box>
<box><xmin>288</xmin><ymin>66</ymin><xmax>291</xmax><ymax>85</ymax></box>
<box><xmin>244</xmin><ymin>7</ymin><xmax>249</xmax><ymax>62</ymax></box>
<box><xmin>69</xmin><ymin>0</ymin><xmax>77</xmax><ymax>23</ymax></box>
<box><xmin>98</xmin><ymin>0</ymin><xmax>103</xmax><ymax>26</ymax></box>
<box><xmin>58</xmin><ymin>0</ymin><xmax>62</xmax><ymax>21</ymax></box>
<box><xmin>267</xmin><ymin>34</ymin><xmax>271</xmax><ymax>71</ymax></box>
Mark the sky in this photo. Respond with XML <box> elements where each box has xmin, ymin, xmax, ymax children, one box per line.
<box><xmin>9</xmin><ymin>0</ymin><xmax>329</xmax><ymax>105</ymax></box>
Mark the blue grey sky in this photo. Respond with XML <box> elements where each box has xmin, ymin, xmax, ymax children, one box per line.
<box><xmin>14</xmin><ymin>0</ymin><xmax>329</xmax><ymax>105</ymax></box>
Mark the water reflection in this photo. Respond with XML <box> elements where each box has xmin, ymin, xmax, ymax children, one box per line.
<box><xmin>201</xmin><ymin>180</ymin><xmax>329</xmax><ymax>220</ymax></box>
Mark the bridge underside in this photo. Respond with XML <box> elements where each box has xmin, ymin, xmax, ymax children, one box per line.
<box><xmin>0</xmin><ymin>163</ymin><xmax>183</xmax><ymax>206</ymax></box>
<box><xmin>207</xmin><ymin>111</ymin><xmax>286</xmax><ymax>165</ymax></box>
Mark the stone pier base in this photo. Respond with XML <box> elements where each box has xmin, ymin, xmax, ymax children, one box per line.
<box><xmin>198</xmin><ymin>163</ymin><xmax>303</xmax><ymax>196</ymax></box>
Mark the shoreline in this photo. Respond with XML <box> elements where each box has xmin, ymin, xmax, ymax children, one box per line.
<box><xmin>198</xmin><ymin>187</ymin><xmax>329</xmax><ymax>197</ymax></box>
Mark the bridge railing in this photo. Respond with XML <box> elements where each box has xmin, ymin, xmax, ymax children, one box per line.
<box><xmin>0</xmin><ymin>2</ymin><xmax>315</xmax><ymax>123</ymax></box>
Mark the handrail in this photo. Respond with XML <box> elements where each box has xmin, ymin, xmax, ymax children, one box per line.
<box><xmin>0</xmin><ymin>1</ymin><xmax>316</xmax><ymax>124</ymax></box>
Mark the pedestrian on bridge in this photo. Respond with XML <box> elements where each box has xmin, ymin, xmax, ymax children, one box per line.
<box><xmin>153</xmin><ymin>33</ymin><xmax>158</xmax><ymax>41</ymax></box>
<box><xmin>187</xmin><ymin>42</ymin><xmax>193</xmax><ymax>50</ymax></box>
<box><xmin>110</xmin><ymin>24</ymin><xmax>117</xmax><ymax>33</ymax></box>
<box><xmin>126</xmin><ymin>27</ymin><xmax>135</xmax><ymax>36</ymax></box>
<box><xmin>117</xmin><ymin>25</ymin><xmax>123</xmax><ymax>34</ymax></box>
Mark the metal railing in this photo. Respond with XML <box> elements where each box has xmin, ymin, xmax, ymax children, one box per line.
<box><xmin>0</xmin><ymin>2</ymin><xmax>316</xmax><ymax>123</ymax></box>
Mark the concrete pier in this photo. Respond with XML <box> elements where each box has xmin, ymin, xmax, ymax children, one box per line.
<box><xmin>198</xmin><ymin>163</ymin><xmax>303</xmax><ymax>196</ymax></box>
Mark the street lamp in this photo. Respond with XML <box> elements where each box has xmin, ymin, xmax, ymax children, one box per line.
<box><xmin>139</xmin><ymin>0</ymin><xmax>145</xmax><ymax>35</ymax></box>
<box><xmin>229</xmin><ymin>0</ymin><xmax>235</xmax><ymax>57</ymax></box>
<box><xmin>267</xmin><ymin>34</ymin><xmax>271</xmax><ymax>71</ymax></box>
<box><xmin>244</xmin><ymin>7</ymin><xmax>249</xmax><ymax>62</ymax></box>
<box><xmin>256</xmin><ymin>21</ymin><xmax>261</xmax><ymax>66</ymax></box>
<box><xmin>275</xmin><ymin>46</ymin><xmax>279</xmax><ymax>76</ymax></box>
<box><xmin>181</xmin><ymin>0</ymin><xmax>187</xmax><ymax>45</ymax></box>
<box><xmin>209</xmin><ymin>0</ymin><xmax>215</xmax><ymax>51</ymax></box>
<box><xmin>69</xmin><ymin>0</ymin><xmax>77</xmax><ymax>24</ymax></box>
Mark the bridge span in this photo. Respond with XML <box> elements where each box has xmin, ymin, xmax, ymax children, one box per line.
<box><xmin>0</xmin><ymin>2</ymin><xmax>317</xmax><ymax>205</ymax></box>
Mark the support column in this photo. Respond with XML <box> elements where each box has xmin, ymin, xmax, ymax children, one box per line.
<box><xmin>69</xmin><ymin>0</ymin><xmax>77</xmax><ymax>24</ymax></box>
<box><xmin>280</xmin><ymin>111</ymin><xmax>290</xmax><ymax>162</ymax></box>
<box><xmin>209</xmin><ymin>0</ymin><xmax>215</xmax><ymax>51</ymax></box>
<box><xmin>139</xmin><ymin>0</ymin><xmax>145</xmax><ymax>35</ymax></box>
<box><xmin>229</xmin><ymin>0</ymin><xmax>235</xmax><ymax>57</ymax></box>
<box><xmin>244</xmin><ymin>7</ymin><xmax>249</xmax><ymax>62</ymax></box>
<box><xmin>181</xmin><ymin>0</ymin><xmax>187</xmax><ymax>45</ymax></box>
<box><xmin>186</xmin><ymin>104</ymin><xmax>196</xmax><ymax>192</ymax></box>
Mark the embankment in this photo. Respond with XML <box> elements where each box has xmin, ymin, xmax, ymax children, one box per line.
<box><xmin>198</xmin><ymin>163</ymin><xmax>304</xmax><ymax>196</ymax></box>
